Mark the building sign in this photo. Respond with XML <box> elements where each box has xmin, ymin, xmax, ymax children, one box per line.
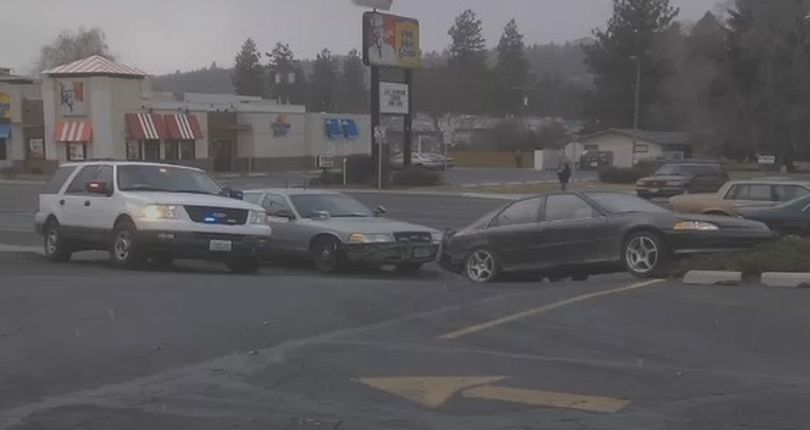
<box><xmin>28</xmin><ymin>138</ymin><xmax>45</xmax><ymax>160</ymax></box>
<box><xmin>379</xmin><ymin>82</ymin><xmax>409</xmax><ymax>114</ymax></box>
<box><xmin>363</xmin><ymin>12</ymin><xmax>420</xmax><ymax>69</ymax></box>
<box><xmin>0</xmin><ymin>92</ymin><xmax>11</xmax><ymax>121</ymax></box>
<box><xmin>58</xmin><ymin>81</ymin><xmax>87</xmax><ymax>116</ymax></box>
<box><xmin>271</xmin><ymin>114</ymin><xmax>291</xmax><ymax>137</ymax></box>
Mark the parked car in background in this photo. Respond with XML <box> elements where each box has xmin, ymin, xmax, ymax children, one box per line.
<box><xmin>670</xmin><ymin>179</ymin><xmax>810</xmax><ymax>216</ymax></box>
<box><xmin>636</xmin><ymin>162</ymin><xmax>729</xmax><ymax>199</ymax></box>
<box><xmin>738</xmin><ymin>194</ymin><xmax>810</xmax><ymax>238</ymax></box>
<box><xmin>35</xmin><ymin>161</ymin><xmax>272</xmax><ymax>273</ymax></box>
<box><xmin>244</xmin><ymin>189</ymin><xmax>441</xmax><ymax>273</ymax></box>
<box><xmin>440</xmin><ymin>191</ymin><xmax>773</xmax><ymax>282</ymax></box>
<box><xmin>420</xmin><ymin>152</ymin><xmax>455</xmax><ymax>168</ymax></box>
<box><xmin>390</xmin><ymin>152</ymin><xmax>450</xmax><ymax>170</ymax></box>
<box><xmin>579</xmin><ymin>151</ymin><xmax>613</xmax><ymax>170</ymax></box>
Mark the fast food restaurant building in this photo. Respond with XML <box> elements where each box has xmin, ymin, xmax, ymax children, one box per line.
<box><xmin>1</xmin><ymin>56</ymin><xmax>370</xmax><ymax>174</ymax></box>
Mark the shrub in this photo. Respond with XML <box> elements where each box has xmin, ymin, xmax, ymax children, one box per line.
<box><xmin>598</xmin><ymin>166</ymin><xmax>648</xmax><ymax>183</ymax></box>
<box><xmin>392</xmin><ymin>166</ymin><xmax>442</xmax><ymax>186</ymax></box>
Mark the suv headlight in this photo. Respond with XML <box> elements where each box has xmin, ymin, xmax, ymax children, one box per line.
<box><xmin>673</xmin><ymin>221</ymin><xmax>719</xmax><ymax>231</ymax></box>
<box><xmin>141</xmin><ymin>205</ymin><xmax>180</xmax><ymax>220</ymax></box>
<box><xmin>248</xmin><ymin>210</ymin><xmax>267</xmax><ymax>225</ymax></box>
<box><xmin>348</xmin><ymin>233</ymin><xmax>394</xmax><ymax>244</ymax></box>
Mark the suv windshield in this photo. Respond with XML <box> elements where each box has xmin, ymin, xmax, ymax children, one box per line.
<box><xmin>117</xmin><ymin>165</ymin><xmax>223</xmax><ymax>195</ymax></box>
<box><xmin>289</xmin><ymin>194</ymin><xmax>372</xmax><ymax>218</ymax></box>
<box><xmin>654</xmin><ymin>164</ymin><xmax>719</xmax><ymax>176</ymax></box>
<box><xmin>585</xmin><ymin>192</ymin><xmax>669</xmax><ymax>214</ymax></box>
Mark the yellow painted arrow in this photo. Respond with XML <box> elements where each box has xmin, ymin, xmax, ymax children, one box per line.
<box><xmin>355</xmin><ymin>376</ymin><xmax>630</xmax><ymax>413</ymax></box>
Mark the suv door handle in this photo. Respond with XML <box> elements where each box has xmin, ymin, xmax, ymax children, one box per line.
<box><xmin>59</xmin><ymin>199</ymin><xmax>65</xmax><ymax>206</ymax></box>
<box><xmin>84</xmin><ymin>200</ymin><xmax>91</xmax><ymax>207</ymax></box>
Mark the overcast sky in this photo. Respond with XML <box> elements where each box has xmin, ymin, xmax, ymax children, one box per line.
<box><xmin>2</xmin><ymin>0</ymin><xmax>726</xmax><ymax>75</ymax></box>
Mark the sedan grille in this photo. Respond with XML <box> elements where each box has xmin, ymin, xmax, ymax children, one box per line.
<box><xmin>184</xmin><ymin>206</ymin><xmax>248</xmax><ymax>225</ymax></box>
<box><xmin>394</xmin><ymin>232</ymin><xmax>432</xmax><ymax>243</ymax></box>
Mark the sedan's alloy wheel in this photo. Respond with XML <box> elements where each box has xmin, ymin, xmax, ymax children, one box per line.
<box><xmin>625</xmin><ymin>235</ymin><xmax>659</xmax><ymax>275</ymax></box>
<box><xmin>465</xmin><ymin>249</ymin><xmax>497</xmax><ymax>282</ymax></box>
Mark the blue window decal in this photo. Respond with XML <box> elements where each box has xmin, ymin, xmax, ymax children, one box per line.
<box><xmin>342</xmin><ymin>119</ymin><xmax>359</xmax><ymax>139</ymax></box>
<box><xmin>325</xmin><ymin>119</ymin><xmax>343</xmax><ymax>139</ymax></box>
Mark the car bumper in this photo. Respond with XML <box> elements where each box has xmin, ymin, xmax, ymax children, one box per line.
<box><xmin>344</xmin><ymin>242</ymin><xmax>440</xmax><ymax>265</ymax></box>
<box><xmin>663</xmin><ymin>229</ymin><xmax>778</xmax><ymax>255</ymax></box>
<box><xmin>136</xmin><ymin>230</ymin><xmax>271</xmax><ymax>259</ymax></box>
<box><xmin>439</xmin><ymin>251</ymin><xmax>464</xmax><ymax>273</ymax></box>
<box><xmin>636</xmin><ymin>187</ymin><xmax>685</xmax><ymax>198</ymax></box>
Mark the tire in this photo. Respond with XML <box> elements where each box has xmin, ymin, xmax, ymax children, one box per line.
<box><xmin>110</xmin><ymin>220</ymin><xmax>144</xmax><ymax>269</ymax></box>
<box><xmin>311</xmin><ymin>236</ymin><xmax>344</xmax><ymax>273</ymax></box>
<box><xmin>395</xmin><ymin>263</ymin><xmax>423</xmax><ymax>274</ymax></box>
<box><xmin>226</xmin><ymin>257</ymin><xmax>261</xmax><ymax>274</ymax></box>
<box><xmin>463</xmin><ymin>248</ymin><xmax>500</xmax><ymax>283</ymax></box>
<box><xmin>43</xmin><ymin>220</ymin><xmax>72</xmax><ymax>263</ymax></box>
<box><xmin>623</xmin><ymin>231</ymin><xmax>670</xmax><ymax>278</ymax></box>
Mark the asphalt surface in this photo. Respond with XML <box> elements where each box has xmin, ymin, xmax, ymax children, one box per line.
<box><xmin>2</xmin><ymin>181</ymin><xmax>810</xmax><ymax>429</ymax></box>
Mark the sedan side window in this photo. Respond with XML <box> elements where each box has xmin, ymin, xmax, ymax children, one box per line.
<box><xmin>732</xmin><ymin>184</ymin><xmax>773</xmax><ymax>201</ymax></box>
<box><xmin>774</xmin><ymin>185</ymin><xmax>810</xmax><ymax>202</ymax></box>
<box><xmin>262</xmin><ymin>194</ymin><xmax>293</xmax><ymax>217</ymax></box>
<box><xmin>723</xmin><ymin>185</ymin><xmax>739</xmax><ymax>200</ymax></box>
<box><xmin>545</xmin><ymin>195</ymin><xmax>596</xmax><ymax>222</ymax></box>
<box><xmin>491</xmin><ymin>198</ymin><xmax>542</xmax><ymax>227</ymax></box>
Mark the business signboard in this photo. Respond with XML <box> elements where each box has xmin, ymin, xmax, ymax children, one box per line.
<box><xmin>58</xmin><ymin>81</ymin><xmax>87</xmax><ymax>116</ymax></box>
<box><xmin>363</xmin><ymin>12</ymin><xmax>420</xmax><ymax>69</ymax></box>
<box><xmin>0</xmin><ymin>92</ymin><xmax>11</xmax><ymax>121</ymax></box>
<box><xmin>379</xmin><ymin>82</ymin><xmax>409</xmax><ymax>114</ymax></box>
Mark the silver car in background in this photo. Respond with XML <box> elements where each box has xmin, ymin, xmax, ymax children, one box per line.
<box><xmin>244</xmin><ymin>189</ymin><xmax>441</xmax><ymax>273</ymax></box>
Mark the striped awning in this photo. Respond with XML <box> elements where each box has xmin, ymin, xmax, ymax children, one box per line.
<box><xmin>125</xmin><ymin>113</ymin><xmax>167</xmax><ymax>140</ymax></box>
<box><xmin>55</xmin><ymin>121</ymin><xmax>93</xmax><ymax>143</ymax></box>
<box><xmin>165</xmin><ymin>114</ymin><xmax>203</xmax><ymax>140</ymax></box>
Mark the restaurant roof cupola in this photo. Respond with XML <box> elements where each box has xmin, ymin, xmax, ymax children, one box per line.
<box><xmin>43</xmin><ymin>55</ymin><xmax>146</xmax><ymax>79</ymax></box>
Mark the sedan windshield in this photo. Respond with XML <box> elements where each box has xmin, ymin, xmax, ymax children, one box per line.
<box><xmin>117</xmin><ymin>165</ymin><xmax>223</xmax><ymax>195</ymax></box>
<box><xmin>290</xmin><ymin>194</ymin><xmax>372</xmax><ymax>218</ymax></box>
<box><xmin>585</xmin><ymin>192</ymin><xmax>669</xmax><ymax>214</ymax></box>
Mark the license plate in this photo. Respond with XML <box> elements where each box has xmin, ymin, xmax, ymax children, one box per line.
<box><xmin>413</xmin><ymin>247</ymin><xmax>433</xmax><ymax>258</ymax></box>
<box><xmin>649</xmin><ymin>188</ymin><xmax>659</xmax><ymax>193</ymax></box>
<box><xmin>209</xmin><ymin>240</ymin><xmax>232</xmax><ymax>252</ymax></box>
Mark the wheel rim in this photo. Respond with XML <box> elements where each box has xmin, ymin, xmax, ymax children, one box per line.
<box><xmin>317</xmin><ymin>242</ymin><xmax>337</xmax><ymax>269</ymax></box>
<box><xmin>466</xmin><ymin>250</ymin><xmax>496</xmax><ymax>282</ymax></box>
<box><xmin>114</xmin><ymin>231</ymin><xmax>132</xmax><ymax>261</ymax></box>
<box><xmin>626</xmin><ymin>235</ymin><xmax>659</xmax><ymax>274</ymax></box>
<box><xmin>46</xmin><ymin>227</ymin><xmax>58</xmax><ymax>255</ymax></box>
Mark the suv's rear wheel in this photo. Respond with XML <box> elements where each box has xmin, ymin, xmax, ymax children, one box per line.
<box><xmin>44</xmin><ymin>220</ymin><xmax>72</xmax><ymax>263</ymax></box>
<box><xmin>110</xmin><ymin>221</ymin><xmax>144</xmax><ymax>269</ymax></box>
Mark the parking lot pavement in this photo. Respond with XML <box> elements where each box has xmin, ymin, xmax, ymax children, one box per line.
<box><xmin>445</xmin><ymin>167</ymin><xmax>597</xmax><ymax>187</ymax></box>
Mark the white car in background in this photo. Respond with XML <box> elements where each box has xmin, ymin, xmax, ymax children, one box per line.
<box><xmin>390</xmin><ymin>152</ymin><xmax>454</xmax><ymax>170</ymax></box>
<box><xmin>35</xmin><ymin>161</ymin><xmax>272</xmax><ymax>274</ymax></box>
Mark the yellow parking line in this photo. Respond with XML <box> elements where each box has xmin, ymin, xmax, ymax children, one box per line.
<box><xmin>438</xmin><ymin>279</ymin><xmax>664</xmax><ymax>340</ymax></box>
<box><xmin>461</xmin><ymin>384</ymin><xmax>630</xmax><ymax>413</ymax></box>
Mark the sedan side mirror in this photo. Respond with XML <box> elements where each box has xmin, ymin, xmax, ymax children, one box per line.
<box><xmin>86</xmin><ymin>181</ymin><xmax>112</xmax><ymax>196</ymax></box>
<box><xmin>374</xmin><ymin>205</ymin><xmax>387</xmax><ymax>216</ymax></box>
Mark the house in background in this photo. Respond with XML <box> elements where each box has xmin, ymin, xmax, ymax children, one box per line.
<box><xmin>577</xmin><ymin>128</ymin><xmax>693</xmax><ymax>168</ymax></box>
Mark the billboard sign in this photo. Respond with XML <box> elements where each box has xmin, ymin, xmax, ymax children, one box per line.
<box><xmin>0</xmin><ymin>92</ymin><xmax>11</xmax><ymax>121</ymax></box>
<box><xmin>58</xmin><ymin>81</ymin><xmax>87</xmax><ymax>116</ymax></box>
<box><xmin>363</xmin><ymin>12</ymin><xmax>420</xmax><ymax>69</ymax></box>
<box><xmin>379</xmin><ymin>82</ymin><xmax>409</xmax><ymax>114</ymax></box>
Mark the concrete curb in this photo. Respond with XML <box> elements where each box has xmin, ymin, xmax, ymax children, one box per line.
<box><xmin>0</xmin><ymin>244</ymin><xmax>43</xmax><ymax>255</ymax></box>
<box><xmin>682</xmin><ymin>270</ymin><xmax>742</xmax><ymax>286</ymax></box>
<box><xmin>761</xmin><ymin>272</ymin><xmax>810</xmax><ymax>288</ymax></box>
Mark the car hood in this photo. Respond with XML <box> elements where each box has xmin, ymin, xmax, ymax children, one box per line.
<box><xmin>308</xmin><ymin>217</ymin><xmax>438</xmax><ymax>234</ymax></box>
<box><xmin>120</xmin><ymin>191</ymin><xmax>262</xmax><ymax>211</ymax></box>
<box><xmin>662</xmin><ymin>211</ymin><xmax>769</xmax><ymax>230</ymax></box>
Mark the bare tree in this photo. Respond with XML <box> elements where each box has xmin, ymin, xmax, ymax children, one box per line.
<box><xmin>36</xmin><ymin>27</ymin><xmax>113</xmax><ymax>72</ymax></box>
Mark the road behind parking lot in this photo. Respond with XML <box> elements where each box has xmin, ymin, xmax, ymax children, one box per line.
<box><xmin>3</xmin><ymin>182</ymin><xmax>810</xmax><ymax>429</ymax></box>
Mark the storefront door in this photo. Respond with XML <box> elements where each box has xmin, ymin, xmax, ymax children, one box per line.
<box><xmin>212</xmin><ymin>140</ymin><xmax>233</xmax><ymax>171</ymax></box>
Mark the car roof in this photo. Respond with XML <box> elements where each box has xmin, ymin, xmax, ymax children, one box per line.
<box><xmin>243</xmin><ymin>188</ymin><xmax>346</xmax><ymax>196</ymax></box>
<box><xmin>59</xmin><ymin>160</ymin><xmax>204</xmax><ymax>172</ymax></box>
<box><xmin>726</xmin><ymin>178</ymin><xmax>810</xmax><ymax>186</ymax></box>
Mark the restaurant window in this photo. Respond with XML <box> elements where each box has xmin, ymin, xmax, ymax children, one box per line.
<box><xmin>143</xmin><ymin>140</ymin><xmax>160</xmax><ymax>161</ymax></box>
<box><xmin>126</xmin><ymin>140</ymin><xmax>141</xmax><ymax>160</ymax></box>
<box><xmin>66</xmin><ymin>143</ymin><xmax>86</xmax><ymax>161</ymax></box>
<box><xmin>27</xmin><ymin>138</ymin><xmax>45</xmax><ymax>160</ymax></box>
<box><xmin>164</xmin><ymin>140</ymin><xmax>179</xmax><ymax>161</ymax></box>
<box><xmin>0</xmin><ymin>138</ymin><xmax>6</xmax><ymax>160</ymax></box>
<box><xmin>180</xmin><ymin>140</ymin><xmax>195</xmax><ymax>160</ymax></box>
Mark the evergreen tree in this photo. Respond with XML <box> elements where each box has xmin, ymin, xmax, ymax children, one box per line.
<box><xmin>309</xmin><ymin>48</ymin><xmax>340</xmax><ymax>112</ymax></box>
<box><xmin>232</xmin><ymin>38</ymin><xmax>264</xmax><ymax>97</ymax></box>
<box><xmin>338</xmin><ymin>49</ymin><xmax>368</xmax><ymax>113</ymax></box>
<box><xmin>447</xmin><ymin>9</ymin><xmax>489</xmax><ymax>113</ymax></box>
<box><xmin>495</xmin><ymin>19</ymin><xmax>530</xmax><ymax>114</ymax></box>
<box><xmin>266</xmin><ymin>42</ymin><xmax>306</xmax><ymax>104</ymax></box>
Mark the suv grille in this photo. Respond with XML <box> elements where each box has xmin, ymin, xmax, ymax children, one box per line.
<box><xmin>184</xmin><ymin>206</ymin><xmax>248</xmax><ymax>225</ymax></box>
<box><xmin>394</xmin><ymin>232</ymin><xmax>432</xmax><ymax>243</ymax></box>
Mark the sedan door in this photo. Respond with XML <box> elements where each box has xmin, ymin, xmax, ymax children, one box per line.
<box><xmin>484</xmin><ymin>197</ymin><xmax>545</xmax><ymax>271</ymax></box>
<box><xmin>540</xmin><ymin>194</ymin><xmax>605</xmax><ymax>266</ymax></box>
<box><xmin>260</xmin><ymin>193</ymin><xmax>306</xmax><ymax>254</ymax></box>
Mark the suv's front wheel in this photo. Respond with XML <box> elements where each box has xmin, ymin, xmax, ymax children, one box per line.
<box><xmin>110</xmin><ymin>221</ymin><xmax>144</xmax><ymax>269</ymax></box>
<box><xmin>44</xmin><ymin>220</ymin><xmax>72</xmax><ymax>262</ymax></box>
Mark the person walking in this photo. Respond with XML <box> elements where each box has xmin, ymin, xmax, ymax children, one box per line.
<box><xmin>514</xmin><ymin>149</ymin><xmax>523</xmax><ymax>168</ymax></box>
<box><xmin>557</xmin><ymin>160</ymin><xmax>572</xmax><ymax>191</ymax></box>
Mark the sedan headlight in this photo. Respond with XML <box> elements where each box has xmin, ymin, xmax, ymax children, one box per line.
<box><xmin>673</xmin><ymin>221</ymin><xmax>719</xmax><ymax>231</ymax></box>
<box><xmin>666</xmin><ymin>180</ymin><xmax>687</xmax><ymax>186</ymax></box>
<box><xmin>348</xmin><ymin>233</ymin><xmax>394</xmax><ymax>244</ymax></box>
<box><xmin>248</xmin><ymin>210</ymin><xmax>267</xmax><ymax>225</ymax></box>
<box><xmin>141</xmin><ymin>205</ymin><xmax>180</xmax><ymax>220</ymax></box>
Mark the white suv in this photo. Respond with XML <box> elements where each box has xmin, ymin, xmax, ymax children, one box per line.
<box><xmin>35</xmin><ymin>161</ymin><xmax>272</xmax><ymax>274</ymax></box>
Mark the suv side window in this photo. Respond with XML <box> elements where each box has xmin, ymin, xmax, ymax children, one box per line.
<box><xmin>65</xmin><ymin>165</ymin><xmax>101</xmax><ymax>195</ymax></box>
<box><xmin>262</xmin><ymin>194</ymin><xmax>293</xmax><ymax>216</ymax></box>
<box><xmin>44</xmin><ymin>166</ymin><xmax>77</xmax><ymax>194</ymax></box>
<box><xmin>491</xmin><ymin>198</ymin><xmax>542</xmax><ymax>227</ymax></box>
<box><xmin>774</xmin><ymin>185</ymin><xmax>810</xmax><ymax>202</ymax></box>
<box><xmin>95</xmin><ymin>166</ymin><xmax>113</xmax><ymax>187</ymax></box>
<box><xmin>545</xmin><ymin>195</ymin><xmax>596</xmax><ymax>221</ymax></box>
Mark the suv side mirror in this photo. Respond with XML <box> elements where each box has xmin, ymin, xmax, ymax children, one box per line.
<box><xmin>374</xmin><ymin>205</ymin><xmax>387</xmax><ymax>216</ymax></box>
<box><xmin>86</xmin><ymin>181</ymin><xmax>112</xmax><ymax>196</ymax></box>
<box><xmin>222</xmin><ymin>187</ymin><xmax>243</xmax><ymax>200</ymax></box>
<box><xmin>272</xmin><ymin>208</ymin><xmax>296</xmax><ymax>220</ymax></box>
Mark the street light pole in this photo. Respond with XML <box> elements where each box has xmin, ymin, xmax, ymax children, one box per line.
<box><xmin>629</xmin><ymin>56</ymin><xmax>641</xmax><ymax>164</ymax></box>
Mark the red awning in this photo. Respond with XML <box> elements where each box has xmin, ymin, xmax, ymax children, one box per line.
<box><xmin>125</xmin><ymin>113</ymin><xmax>167</xmax><ymax>140</ymax></box>
<box><xmin>165</xmin><ymin>114</ymin><xmax>203</xmax><ymax>140</ymax></box>
<box><xmin>54</xmin><ymin>121</ymin><xmax>93</xmax><ymax>143</ymax></box>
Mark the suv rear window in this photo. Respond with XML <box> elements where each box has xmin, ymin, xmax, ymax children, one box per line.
<box><xmin>44</xmin><ymin>166</ymin><xmax>77</xmax><ymax>194</ymax></box>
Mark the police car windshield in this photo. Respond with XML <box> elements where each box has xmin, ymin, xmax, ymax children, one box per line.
<box><xmin>117</xmin><ymin>165</ymin><xmax>223</xmax><ymax>195</ymax></box>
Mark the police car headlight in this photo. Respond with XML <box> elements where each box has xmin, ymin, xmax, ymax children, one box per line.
<box><xmin>348</xmin><ymin>233</ymin><xmax>394</xmax><ymax>244</ymax></box>
<box><xmin>141</xmin><ymin>205</ymin><xmax>180</xmax><ymax>220</ymax></box>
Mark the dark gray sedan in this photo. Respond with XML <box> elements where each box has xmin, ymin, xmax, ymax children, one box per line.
<box><xmin>738</xmin><ymin>194</ymin><xmax>810</xmax><ymax>238</ymax></box>
<box><xmin>440</xmin><ymin>191</ymin><xmax>775</xmax><ymax>282</ymax></box>
<box><xmin>244</xmin><ymin>189</ymin><xmax>441</xmax><ymax>273</ymax></box>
